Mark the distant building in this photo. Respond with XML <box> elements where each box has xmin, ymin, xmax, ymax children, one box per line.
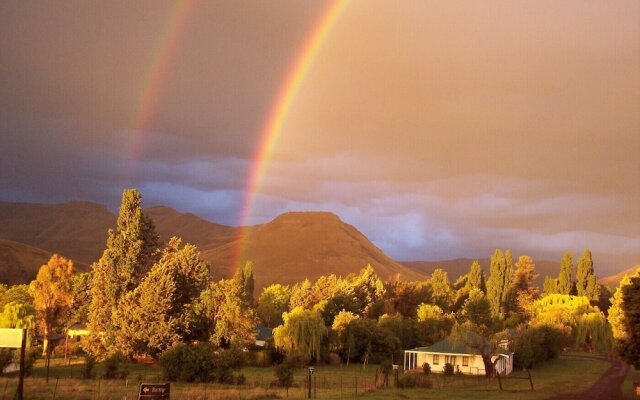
<box><xmin>403</xmin><ymin>337</ymin><xmax>513</xmax><ymax>376</ymax></box>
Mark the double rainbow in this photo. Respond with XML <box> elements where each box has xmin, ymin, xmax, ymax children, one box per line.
<box><xmin>127</xmin><ymin>0</ymin><xmax>348</xmax><ymax>270</ymax></box>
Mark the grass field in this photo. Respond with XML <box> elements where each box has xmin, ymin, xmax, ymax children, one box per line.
<box><xmin>0</xmin><ymin>353</ymin><xmax>613</xmax><ymax>400</ymax></box>
<box><xmin>622</xmin><ymin>365</ymin><xmax>640</xmax><ymax>400</ymax></box>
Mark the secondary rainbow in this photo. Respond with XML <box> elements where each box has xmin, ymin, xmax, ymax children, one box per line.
<box><xmin>233</xmin><ymin>0</ymin><xmax>348</xmax><ymax>268</ymax></box>
<box><xmin>125</xmin><ymin>0</ymin><xmax>198</xmax><ymax>177</ymax></box>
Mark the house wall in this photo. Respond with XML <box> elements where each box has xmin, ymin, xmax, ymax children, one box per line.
<box><xmin>404</xmin><ymin>351</ymin><xmax>513</xmax><ymax>376</ymax></box>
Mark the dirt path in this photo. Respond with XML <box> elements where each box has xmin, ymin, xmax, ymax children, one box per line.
<box><xmin>549</xmin><ymin>355</ymin><xmax>629</xmax><ymax>400</ymax></box>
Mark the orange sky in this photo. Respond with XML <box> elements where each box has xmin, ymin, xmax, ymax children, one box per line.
<box><xmin>1</xmin><ymin>0</ymin><xmax>638</xmax><ymax>273</ymax></box>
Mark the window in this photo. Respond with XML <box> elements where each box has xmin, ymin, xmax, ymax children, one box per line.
<box><xmin>433</xmin><ymin>355</ymin><xmax>439</xmax><ymax>365</ymax></box>
<box><xmin>450</xmin><ymin>356</ymin><xmax>456</xmax><ymax>365</ymax></box>
<box><xmin>462</xmin><ymin>356</ymin><xmax>469</xmax><ymax>367</ymax></box>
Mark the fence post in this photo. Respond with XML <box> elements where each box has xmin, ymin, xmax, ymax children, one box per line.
<box><xmin>496</xmin><ymin>371</ymin><xmax>502</xmax><ymax>391</ymax></box>
<box><xmin>527</xmin><ymin>369</ymin><xmax>535</xmax><ymax>391</ymax></box>
<box><xmin>355</xmin><ymin>376</ymin><xmax>357</xmax><ymax>397</ymax></box>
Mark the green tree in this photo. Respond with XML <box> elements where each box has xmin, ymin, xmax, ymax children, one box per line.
<box><xmin>331</xmin><ymin>310</ymin><xmax>359</xmax><ymax>364</ymax></box>
<box><xmin>385</xmin><ymin>280</ymin><xmax>431</xmax><ymax>318</ymax></box>
<box><xmin>429</xmin><ymin>269</ymin><xmax>453</xmax><ymax>311</ymax></box>
<box><xmin>506</xmin><ymin>255</ymin><xmax>538</xmax><ymax>320</ymax></box>
<box><xmin>466</xmin><ymin>261</ymin><xmax>486</xmax><ymax>293</ymax></box>
<box><xmin>451</xmin><ymin>321</ymin><xmax>505</xmax><ymax>378</ymax></box>
<box><xmin>608</xmin><ymin>268</ymin><xmax>640</xmax><ymax>368</ymax></box>
<box><xmin>257</xmin><ymin>284</ymin><xmax>291</xmax><ymax>328</ymax></box>
<box><xmin>576</xmin><ymin>250</ymin><xmax>598</xmax><ymax>300</ymax></box>
<box><xmin>416</xmin><ymin>304</ymin><xmax>444</xmax><ymax>322</ymax></box>
<box><xmin>350</xmin><ymin>265</ymin><xmax>386</xmax><ymax>317</ymax></box>
<box><xmin>198</xmin><ymin>278</ymin><xmax>258</xmax><ymax>348</ymax></box>
<box><xmin>542</xmin><ymin>276</ymin><xmax>558</xmax><ymax>295</ymax></box>
<box><xmin>234</xmin><ymin>261</ymin><xmax>255</xmax><ymax>305</ymax></box>
<box><xmin>273</xmin><ymin>306</ymin><xmax>325</xmax><ymax>362</ymax></box>
<box><xmin>289</xmin><ymin>279</ymin><xmax>315</xmax><ymax>310</ymax></box>
<box><xmin>0</xmin><ymin>284</ymin><xmax>33</xmax><ymax>311</ymax></box>
<box><xmin>29</xmin><ymin>254</ymin><xmax>74</xmax><ymax>355</ymax></box>
<box><xmin>460</xmin><ymin>288</ymin><xmax>492</xmax><ymax>327</ymax></box>
<box><xmin>86</xmin><ymin>189</ymin><xmax>161</xmax><ymax>357</ymax></box>
<box><xmin>558</xmin><ymin>252</ymin><xmax>573</xmax><ymax>295</ymax></box>
<box><xmin>486</xmin><ymin>249</ymin><xmax>513</xmax><ymax>317</ymax></box>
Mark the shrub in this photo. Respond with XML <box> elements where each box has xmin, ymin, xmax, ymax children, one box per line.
<box><xmin>274</xmin><ymin>361</ymin><xmax>296</xmax><ymax>389</ymax></box>
<box><xmin>443</xmin><ymin>362</ymin><xmax>454</xmax><ymax>376</ymax></box>
<box><xmin>0</xmin><ymin>349</ymin><xmax>13</xmax><ymax>374</ymax></box>
<box><xmin>422</xmin><ymin>362</ymin><xmax>431</xmax><ymax>375</ymax></box>
<box><xmin>103</xmin><ymin>353</ymin><xmax>124</xmax><ymax>379</ymax></box>
<box><xmin>83</xmin><ymin>354</ymin><xmax>96</xmax><ymax>379</ymax></box>
<box><xmin>160</xmin><ymin>343</ymin><xmax>245</xmax><ymax>383</ymax></box>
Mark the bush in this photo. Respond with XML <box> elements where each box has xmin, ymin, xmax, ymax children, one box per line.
<box><xmin>103</xmin><ymin>353</ymin><xmax>124</xmax><ymax>379</ymax></box>
<box><xmin>160</xmin><ymin>343</ymin><xmax>245</xmax><ymax>383</ymax></box>
<box><xmin>443</xmin><ymin>362</ymin><xmax>454</xmax><ymax>376</ymax></box>
<box><xmin>0</xmin><ymin>349</ymin><xmax>13</xmax><ymax>374</ymax></box>
<box><xmin>274</xmin><ymin>361</ymin><xmax>296</xmax><ymax>389</ymax></box>
<box><xmin>83</xmin><ymin>354</ymin><xmax>96</xmax><ymax>379</ymax></box>
<box><xmin>397</xmin><ymin>374</ymin><xmax>433</xmax><ymax>389</ymax></box>
<box><xmin>422</xmin><ymin>362</ymin><xmax>431</xmax><ymax>375</ymax></box>
<box><xmin>511</xmin><ymin>325</ymin><xmax>566</xmax><ymax>370</ymax></box>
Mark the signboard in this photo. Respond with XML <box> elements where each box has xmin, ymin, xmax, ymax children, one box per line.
<box><xmin>0</xmin><ymin>328</ymin><xmax>24</xmax><ymax>348</ymax></box>
<box><xmin>138</xmin><ymin>383</ymin><xmax>170</xmax><ymax>400</ymax></box>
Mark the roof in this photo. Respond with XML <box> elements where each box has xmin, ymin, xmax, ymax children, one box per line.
<box><xmin>407</xmin><ymin>337</ymin><xmax>512</xmax><ymax>356</ymax></box>
<box><xmin>255</xmin><ymin>325</ymin><xmax>273</xmax><ymax>341</ymax></box>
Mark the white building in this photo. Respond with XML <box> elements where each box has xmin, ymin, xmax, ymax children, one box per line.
<box><xmin>403</xmin><ymin>338</ymin><xmax>513</xmax><ymax>376</ymax></box>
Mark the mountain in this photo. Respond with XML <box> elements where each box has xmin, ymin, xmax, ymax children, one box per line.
<box><xmin>202</xmin><ymin>211</ymin><xmax>425</xmax><ymax>290</ymax></box>
<box><xmin>144</xmin><ymin>206</ymin><xmax>238</xmax><ymax>252</ymax></box>
<box><xmin>0</xmin><ymin>201</ymin><xmax>115</xmax><ymax>265</ymax></box>
<box><xmin>0</xmin><ymin>239</ymin><xmax>54</xmax><ymax>285</ymax></box>
<box><xmin>402</xmin><ymin>257</ymin><xmax>561</xmax><ymax>286</ymax></box>
<box><xmin>599</xmin><ymin>264</ymin><xmax>640</xmax><ymax>288</ymax></box>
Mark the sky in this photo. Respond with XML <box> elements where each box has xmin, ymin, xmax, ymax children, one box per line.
<box><xmin>1</xmin><ymin>0</ymin><xmax>639</xmax><ymax>274</ymax></box>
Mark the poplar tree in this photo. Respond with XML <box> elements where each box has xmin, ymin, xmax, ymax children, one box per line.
<box><xmin>486</xmin><ymin>249</ymin><xmax>512</xmax><ymax>317</ymax></box>
<box><xmin>234</xmin><ymin>261</ymin><xmax>255</xmax><ymax>305</ymax></box>
<box><xmin>576</xmin><ymin>249</ymin><xmax>598</xmax><ymax>300</ymax></box>
<box><xmin>558</xmin><ymin>252</ymin><xmax>573</xmax><ymax>295</ymax></box>
<box><xmin>466</xmin><ymin>260</ymin><xmax>486</xmax><ymax>293</ymax></box>
<box><xmin>86</xmin><ymin>189</ymin><xmax>160</xmax><ymax>357</ymax></box>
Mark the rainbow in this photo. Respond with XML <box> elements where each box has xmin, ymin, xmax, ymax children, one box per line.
<box><xmin>125</xmin><ymin>0</ymin><xmax>198</xmax><ymax>177</ymax></box>
<box><xmin>233</xmin><ymin>0</ymin><xmax>348</xmax><ymax>268</ymax></box>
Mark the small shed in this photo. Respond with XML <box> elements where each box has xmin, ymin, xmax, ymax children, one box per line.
<box><xmin>404</xmin><ymin>337</ymin><xmax>513</xmax><ymax>376</ymax></box>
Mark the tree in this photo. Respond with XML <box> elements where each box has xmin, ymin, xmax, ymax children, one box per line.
<box><xmin>608</xmin><ymin>268</ymin><xmax>640</xmax><ymax>368</ymax></box>
<box><xmin>273</xmin><ymin>307</ymin><xmax>325</xmax><ymax>362</ymax></box>
<box><xmin>198</xmin><ymin>278</ymin><xmax>258</xmax><ymax>348</ymax></box>
<box><xmin>257</xmin><ymin>284</ymin><xmax>291</xmax><ymax>328</ymax></box>
<box><xmin>29</xmin><ymin>255</ymin><xmax>74</xmax><ymax>355</ymax></box>
<box><xmin>429</xmin><ymin>269</ymin><xmax>453</xmax><ymax>311</ymax></box>
<box><xmin>451</xmin><ymin>321</ymin><xmax>505</xmax><ymax>378</ymax></box>
<box><xmin>486</xmin><ymin>249</ymin><xmax>513</xmax><ymax>317</ymax></box>
<box><xmin>331</xmin><ymin>310</ymin><xmax>359</xmax><ymax>364</ymax></box>
<box><xmin>460</xmin><ymin>288</ymin><xmax>492</xmax><ymax>327</ymax></box>
<box><xmin>576</xmin><ymin>250</ymin><xmax>598</xmax><ymax>301</ymax></box>
<box><xmin>542</xmin><ymin>276</ymin><xmax>558</xmax><ymax>296</ymax></box>
<box><xmin>289</xmin><ymin>279</ymin><xmax>315</xmax><ymax>310</ymax></box>
<box><xmin>506</xmin><ymin>255</ymin><xmax>539</xmax><ymax>320</ymax></box>
<box><xmin>386</xmin><ymin>280</ymin><xmax>431</xmax><ymax>318</ymax></box>
<box><xmin>558</xmin><ymin>252</ymin><xmax>573</xmax><ymax>295</ymax></box>
<box><xmin>349</xmin><ymin>265</ymin><xmax>386</xmax><ymax>317</ymax></box>
<box><xmin>113</xmin><ymin>238</ymin><xmax>211</xmax><ymax>357</ymax></box>
<box><xmin>86</xmin><ymin>189</ymin><xmax>161</xmax><ymax>357</ymax></box>
<box><xmin>466</xmin><ymin>261</ymin><xmax>486</xmax><ymax>293</ymax></box>
<box><xmin>234</xmin><ymin>261</ymin><xmax>255</xmax><ymax>305</ymax></box>
<box><xmin>416</xmin><ymin>304</ymin><xmax>444</xmax><ymax>322</ymax></box>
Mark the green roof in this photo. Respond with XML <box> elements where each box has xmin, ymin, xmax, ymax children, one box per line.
<box><xmin>408</xmin><ymin>338</ymin><xmax>512</xmax><ymax>356</ymax></box>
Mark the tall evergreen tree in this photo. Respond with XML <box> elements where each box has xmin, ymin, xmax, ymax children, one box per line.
<box><xmin>486</xmin><ymin>249</ymin><xmax>512</xmax><ymax>317</ymax></box>
<box><xmin>86</xmin><ymin>189</ymin><xmax>161</xmax><ymax>357</ymax></box>
<box><xmin>576</xmin><ymin>249</ymin><xmax>598</xmax><ymax>300</ymax></box>
<box><xmin>558</xmin><ymin>252</ymin><xmax>573</xmax><ymax>295</ymax></box>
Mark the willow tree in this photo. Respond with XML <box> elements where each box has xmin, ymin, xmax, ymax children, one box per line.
<box><xmin>608</xmin><ymin>268</ymin><xmax>640</xmax><ymax>367</ymax></box>
<box><xmin>273</xmin><ymin>306</ymin><xmax>325</xmax><ymax>362</ymax></box>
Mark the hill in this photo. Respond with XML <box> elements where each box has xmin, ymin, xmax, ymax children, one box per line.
<box><xmin>0</xmin><ymin>201</ymin><xmax>115</xmax><ymax>265</ymax></box>
<box><xmin>202</xmin><ymin>211</ymin><xmax>425</xmax><ymax>290</ymax></box>
<box><xmin>599</xmin><ymin>264</ymin><xmax>640</xmax><ymax>288</ymax></box>
<box><xmin>144</xmin><ymin>206</ymin><xmax>238</xmax><ymax>252</ymax></box>
<box><xmin>401</xmin><ymin>257</ymin><xmax>561</xmax><ymax>286</ymax></box>
<box><xmin>0</xmin><ymin>239</ymin><xmax>54</xmax><ymax>285</ymax></box>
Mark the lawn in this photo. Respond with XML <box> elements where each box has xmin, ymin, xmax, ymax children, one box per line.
<box><xmin>0</xmin><ymin>353</ymin><xmax>612</xmax><ymax>400</ymax></box>
<box><xmin>622</xmin><ymin>365</ymin><xmax>640</xmax><ymax>400</ymax></box>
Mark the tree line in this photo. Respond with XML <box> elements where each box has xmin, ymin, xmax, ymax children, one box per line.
<box><xmin>1</xmin><ymin>188</ymin><xmax>638</xmax><ymax>380</ymax></box>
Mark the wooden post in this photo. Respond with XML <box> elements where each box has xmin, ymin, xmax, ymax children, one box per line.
<box><xmin>527</xmin><ymin>369</ymin><xmax>535</xmax><ymax>391</ymax></box>
<box><xmin>16</xmin><ymin>329</ymin><xmax>27</xmax><ymax>400</ymax></box>
<box><xmin>496</xmin><ymin>371</ymin><xmax>503</xmax><ymax>391</ymax></box>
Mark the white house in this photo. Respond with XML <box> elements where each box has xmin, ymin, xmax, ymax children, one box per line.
<box><xmin>403</xmin><ymin>338</ymin><xmax>513</xmax><ymax>376</ymax></box>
